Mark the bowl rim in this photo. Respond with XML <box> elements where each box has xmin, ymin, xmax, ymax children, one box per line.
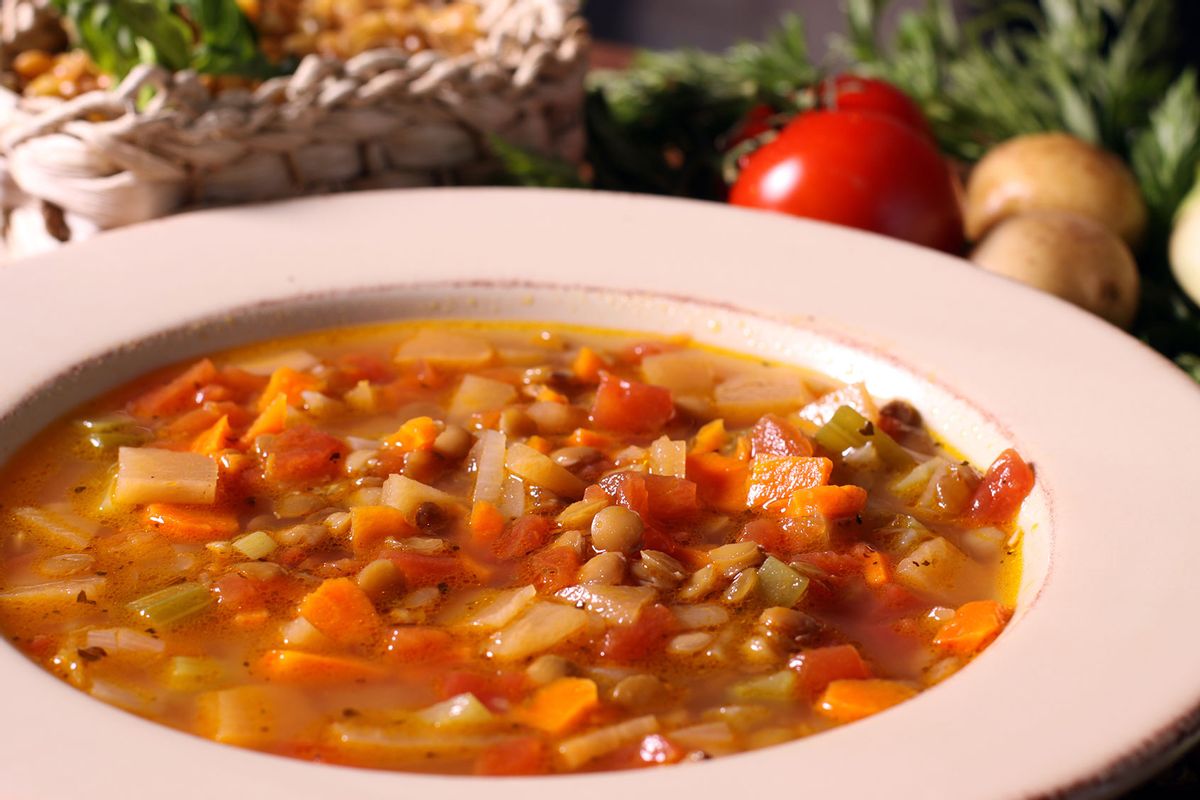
<box><xmin>2</xmin><ymin>187</ymin><xmax>1200</xmax><ymax>799</ymax></box>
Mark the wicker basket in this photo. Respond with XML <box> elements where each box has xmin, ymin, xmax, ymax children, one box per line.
<box><xmin>0</xmin><ymin>0</ymin><xmax>588</xmax><ymax>258</ymax></box>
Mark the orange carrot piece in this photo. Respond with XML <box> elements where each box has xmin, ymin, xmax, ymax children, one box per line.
<box><xmin>256</xmin><ymin>649</ymin><xmax>387</xmax><ymax>684</ymax></box>
<box><xmin>192</xmin><ymin>415</ymin><xmax>235</xmax><ymax>456</ymax></box>
<box><xmin>514</xmin><ymin>677</ymin><xmax>599</xmax><ymax>734</ymax></box>
<box><xmin>565</xmin><ymin>428</ymin><xmax>614</xmax><ymax>449</ymax></box>
<box><xmin>257</xmin><ymin>367</ymin><xmax>321</xmax><ymax>412</ymax></box>
<box><xmin>572</xmin><ymin>346</ymin><xmax>607</xmax><ymax>384</ymax></box>
<box><xmin>349</xmin><ymin>505</ymin><xmax>413</xmax><ymax>556</ymax></box>
<box><xmin>469</xmin><ymin>501</ymin><xmax>506</xmax><ymax>548</ymax></box>
<box><xmin>144</xmin><ymin>504</ymin><xmax>239</xmax><ymax>542</ymax></box>
<box><xmin>130</xmin><ymin>359</ymin><xmax>219</xmax><ymax>419</ymax></box>
<box><xmin>535</xmin><ymin>386</ymin><xmax>569</xmax><ymax>404</ymax></box>
<box><xmin>933</xmin><ymin>600</ymin><xmax>1010</xmax><ymax>656</ymax></box>
<box><xmin>786</xmin><ymin>484</ymin><xmax>868</xmax><ymax>521</ymax></box>
<box><xmin>525</xmin><ymin>435</ymin><xmax>553</xmax><ymax>455</ymax></box>
<box><xmin>816</xmin><ymin>679</ymin><xmax>917</xmax><ymax>723</ymax></box>
<box><xmin>852</xmin><ymin>542</ymin><xmax>890</xmax><ymax>586</ymax></box>
<box><xmin>686</xmin><ymin>452</ymin><xmax>749</xmax><ymax>513</ymax></box>
<box><xmin>383</xmin><ymin>415</ymin><xmax>442</xmax><ymax>451</ymax></box>
<box><xmin>746</xmin><ymin>456</ymin><xmax>833</xmax><ymax>511</ymax></box>
<box><xmin>298</xmin><ymin>577</ymin><xmax>381</xmax><ymax>648</ymax></box>
<box><xmin>241</xmin><ymin>393</ymin><xmax>288</xmax><ymax>443</ymax></box>
<box><xmin>690</xmin><ymin>419</ymin><xmax>728</xmax><ymax>454</ymax></box>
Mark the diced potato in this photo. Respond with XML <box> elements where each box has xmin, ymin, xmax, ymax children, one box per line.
<box><xmin>488</xmin><ymin>601</ymin><xmax>589</xmax><ymax>661</ymax></box>
<box><xmin>235</xmin><ymin>349</ymin><xmax>319</xmax><ymax>376</ymax></box>
<box><xmin>893</xmin><ymin>537</ymin><xmax>986</xmax><ymax>606</ymax></box>
<box><xmin>455</xmin><ymin>585</ymin><xmax>537</xmax><ymax>631</ymax></box>
<box><xmin>556</xmin><ymin>584</ymin><xmax>655</xmax><ymax>625</ymax></box>
<box><xmin>796</xmin><ymin>382</ymin><xmax>879</xmax><ymax>428</ymax></box>
<box><xmin>416</xmin><ymin>693</ymin><xmax>497</xmax><ymax>730</ymax></box>
<box><xmin>198</xmin><ymin>684</ymin><xmax>317</xmax><ymax>747</ymax></box>
<box><xmin>557</xmin><ymin>715</ymin><xmax>659</xmax><ymax>770</ymax></box>
<box><xmin>470</xmin><ymin>430</ymin><xmax>507</xmax><ymax>504</ymax></box>
<box><xmin>115</xmin><ymin>447</ymin><xmax>217</xmax><ymax>505</ymax></box>
<box><xmin>0</xmin><ymin>575</ymin><xmax>105</xmax><ymax>610</ymax></box>
<box><xmin>714</xmin><ymin>368</ymin><xmax>813</xmax><ymax>426</ymax></box>
<box><xmin>641</xmin><ymin>351</ymin><xmax>715</xmax><ymax>395</ymax></box>
<box><xmin>13</xmin><ymin>505</ymin><xmax>101</xmax><ymax>550</ymax></box>
<box><xmin>505</xmin><ymin>443</ymin><xmax>585</xmax><ymax>499</ymax></box>
<box><xmin>327</xmin><ymin>720</ymin><xmax>508</xmax><ymax>758</ymax></box>
<box><xmin>449</xmin><ymin>375</ymin><xmax>517</xmax><ymax>418</ymax></box>
<box><xmin>381</xmin><ymin>474</ymin><xmax>463</xmax><ymax>524</ymax></box>
<box><xmin>396</xmin><ymin>329</ymin><xmax>494</xmax><ymax>369</ymax></box>
<box><xmin>667</xmin><ymin>721</ymin><xmax>738</xmax><ymax>754</ymax></box>
<box><xmin>648</xmin><ymin>436</ymin><xmax>687</xmax><ymax>478</ymax></box>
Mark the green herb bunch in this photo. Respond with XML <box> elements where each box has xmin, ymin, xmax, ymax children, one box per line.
<box><xmin>50</xmin><ymin>0</ymin><xmax>279</xmax><ymax>79</ymax></box>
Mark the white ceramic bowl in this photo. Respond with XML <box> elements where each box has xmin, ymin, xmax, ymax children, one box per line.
<box><xmin>2</xmin><ymin>189</ymin><xmax>1199</xmax><ymax>799</ymax></box>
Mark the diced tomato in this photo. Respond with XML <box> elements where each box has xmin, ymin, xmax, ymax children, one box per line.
<box><xmin>129</xmin><ymin>359</ymin><xmax>219</xmax><ymax>419</ymax></box>
<box><xmin>385</xmin><ymin>626</ymin><xmax>460</xmax><ymax>664</ymax></box>
<box><xmin>387</xmin><ymin>551</ymin><xmax>464</xmax><ymax>587</ymax></box>
<box><xmin>639</xmin><ymin>734</ymin><xmax>685</xmax><ymax>765</ymax></box>
<box><xmin>964</xmin><ymin>448</ymin><xmax>1034</xmax><ymax>527</ymax></box>
<box><xmin>598</xmin><ymin>471</ymin><xmax>698</xmax><ymax>523</ymax></box>
<box><xmin>494</xmin><ymin>515</ymin><xmax>556</xmax><ymax>561</ymax></box>
<box><xmin>589</xmin><ymin>373</ymin><xmax>675</xmax><ymax>434</ymax></box>
<box><xmin>598</xmin><ymin>471</ymin><xmax>650</xmax><ymax>518</ymax></box>
<box><xmin>864</xmin><ymin>583</ymin><xmax>927</xmax><ymax>621</ymax></box>
<box><xmin>26</xmin><ymin>634</ymin><xmax>57</xmax><ymax>659</ymax></box>
<box><xmin>788</xmin><ymin>644</ymin><xmax>872</xmax><ymax>697</ymax></box>
<box><xmin>520</xmin><ymin>545</ymin><xmax>581</xmax><ymax>593</ymax></box>
<box><xmin>211</xmin><ymin>572</ymin><xmax>265</xmax><ymax>613</ymax></box>
<box><xmin>217</xmin><ymin>366</ymin><xmax>269</xmax><ymax>396</ymax></box>
<box><xmin>793</xmin><ymin>550</ymin><xmax>864</xmax><ymax>578</ymax></box>
<box><xmin>750</xmin><ymin>414</ymin><xmax>814</xmax><ymax>457</ymax></box>
<box><xmin>439</xmin><ymin>669</ymin><xmax>529</xmax><ymax>712</ymax></box>
<box><xmin>641</xmin><ymin>526</ymin><xmax>682</xmax><ymax>558</ymax></box>
<box><xmin>738</xmin><ymin>518</ymin><xmax>792</xmax><ymax>555</ymax></box>
<box><xmin>475</xmin><ymin>736</ymin><xmax>547</xmax><ymax>776</ymax></box>
<box><xmin>618</xmin><ymin>340</ymin><xmax>684</xmax><ymax>365</ymax></box>
<box><xmin>262</xmin><ymin>426</ymin><xmax>347</xmax><ymax>486</ymax></box>
<box><xmin>599</xmin><ymin>604</ymin><xmax>677</xmax><ymax>663</ymax></box>
<box><xmin>334</xmin><ymin>352</ymin><xmax>395</xmax><ymax>386</ymax></box>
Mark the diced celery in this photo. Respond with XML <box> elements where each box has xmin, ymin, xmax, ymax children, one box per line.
<box><xmin>730</xmin><ymin>669</ymin><xmax>798</xmax><ymax>702</ymax></box>
<box><xmin>232</xmin><ymin>530</ymin><xmax>277</xmax><ymax>560</ymax></box>
<box><xmin>128</xmin><ymin>582</ymin><xmax>212</xmax><ymax>626</ymax></box>
<box><xmin>167</xmin><ymin>656</ymin><xmax>226</xmax><ymax>691</ymax></box>
<box><xmin>79</xmin><ymin>414</ymin><xmax>149</xmax><ymax>450</ymax></box>
<box><xmin>416</xmin><ymin>692</ymin><xmax>496</xmax><ymax>730</ymax></box>
<box><xmin>815</xmin><ymin>406</ymin><xmax>913</xmax><ymax>469</ymax></box>
<box><xmin>757</xmin><ymin>556</ymin><xmax>809</xmax><ymax>608</ymax></box>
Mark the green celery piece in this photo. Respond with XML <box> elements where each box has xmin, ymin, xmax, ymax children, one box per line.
<box><xmin>815</xmin><ymin>406</ymin><xmax>914</xmax><ymax>469</ymax></box>
<box><xmin>730</xmin><ymin>670</ymin><xmax>797</xmax><ymax>702</ymax></box>
<box><xmin>232</xmin><ymin>531</ymin><xmax>277</xmax><ymax>560</ymax></box>
<box><xmin>128</xmin><ymin>582</ymin><xmax>212</xmax><ymax>626</ymax></box>
<box><xmin>167</xmin><ymin>656</ymin><xmax>225</xmax><ymax>691</ymax></box>
<box><xmin>757</xmin><ymin>556</ymin><xmax>809</xmax><ymax>608</ymax></box>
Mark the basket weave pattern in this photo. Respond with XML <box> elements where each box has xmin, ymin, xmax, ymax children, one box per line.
<box><xmin>0</xmin><ymin>0</ymin><xmax>587</xmax><ymax>256</ymax></box>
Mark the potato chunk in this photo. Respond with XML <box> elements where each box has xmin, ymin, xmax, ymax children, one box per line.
<box><xmin>115</xmin><ymin>447</ymin><xmax>217</xmax><ymax>505</ymax></box>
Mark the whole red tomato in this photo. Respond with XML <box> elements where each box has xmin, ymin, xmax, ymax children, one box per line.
<box><xmin>816</xmin><ymin>74</ymin><xmax>933</xmax><ymax>138</ymax></box>
<box><xmin>729</xmin><ymin>110</ymin><xmax>963</xmax><ymax>253</ymax></box>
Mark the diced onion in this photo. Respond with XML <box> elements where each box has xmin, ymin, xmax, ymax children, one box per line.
<box><xmin>14</xmin><ymin>504</ymin><xmax>101</xmax><ymax>551</ymax></box>
<box><xmin>556</xmin><ymin>584</ymin><xmax>655</xmax><ymax>625</ymax></box>
<box><xmin>557</xmin><ymin>715</ymin><xmax>659</xmax><ymax>770</ymax></box>
<box><xmin>488</xmin><ymin>601</ymin><xmax>588</xmax><ymax>661</ymax></box>
<box><xmin>416</xmin><ymin>693</ymin><xmax>497</xmax><ymax>730</ymax></box>
<box><xmin>381</xmin><ymin>474</ymin><xmax>463</xmax><ymax>524</ymax></box>
<box><xmin>235</xmin><ymin>349</ymin><xmax>319</xmax><ymax>376</ymax></box>
<box><xmin>470</xmin><ymin>430</ymin><xmax>507</xmax><ymax>504</ymax></box>
<box><xmin>85</xmin><ymin>627</ymin><xmax>167</xmax><ymax>656</ymax></box>
<box><xmin>648</xmin><ymin>436</ymin><xmax>687</xmax><ymax>478</ymax></box>
<box><xmin>115</xmin><ymin>447</ymin><xmax>217</xmax><ymax>505</ymax></box>
<box><xmin>796</xmin><ymin>382</ymin><xmax>878</xmax><ymax>428</ymax></box>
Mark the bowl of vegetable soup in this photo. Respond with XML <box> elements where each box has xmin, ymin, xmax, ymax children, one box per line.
<box><xmin>0</xmin><ymin>189</ymin><xmax>1197</xmax><ymax>799</ymax></box>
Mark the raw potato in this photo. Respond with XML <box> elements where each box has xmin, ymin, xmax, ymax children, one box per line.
<box><xmin>970</xmin><ymin>211</ymin><xmax>1140</xmax><ymax>328</ymax></box>
<box><xmin>965</xmin><ymin>132</ymin><xmax>1147</xmax><ymax>245</ymax></box>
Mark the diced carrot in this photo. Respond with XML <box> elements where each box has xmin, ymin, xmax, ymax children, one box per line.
<box><xmin>852</xmin><ymin>542</ymin><xmax>890</xmax><ymax>586</ymax></box>
<box><xmin>475</xmin><ymin>736</ymin><xmax>548</xmax><ymax>776</ymax></box>
<box><xmin>262</xmin><ymin>427</ymin><xmax>347</xmax><ymax>486</ymax></box>
<box><xmin>232</xmin><ymin>609</ymin><xmax>270</xmax><ymax>629</ymax></box>
<box><xmin>590</xmin><ymin>373</ymin><xmax>675</xmax><ymax>434</ymax></box>
<box><xmin>733</xmin><ymin>435</ymin><xmax>752</xmax><ymax>462</ymax></box>
<box><xmin>789</xmin><ymin>644</ymin><xmax>872</xmax><ymax>697</ymax></box>
<box><xmin>514</xmin><ymin>677</ymin><xmax>599</xmax><ymax>734</ymax></box>
<box><xmin>387</xmin><ymin>551</ymin><xmax>464</xmax><ymax>587</ymax></box>
<box><xmin>933</xmin><ymin>600</ymin><xmax>1010</xmax><ymax>656</ymax></box>
<box><xmin>572</xmin><ymin>346</ymin><xmax>608</xmax><ymax>383</ymax></box>
<box><xmin>383</xmin><ymin>415</ymin><xmax>442</xmax><ymax>451</ymax></box>
<box><xmin>350</xmin><ymin>505</ymin><xmax>413</xmax><ymax>556</ymax></box>
<box><xmin>257</xmin><ymin>367</ymin><xmax>322</xmax><ymax>412</ymax></box>
<box><xmin>192</xmin><ymin>415</ymin><xmax>235</xmax><ymax>456</ymax></box>
<box><xmin>241</xmin><ymin>393</ymin><xmax>289</xmax><ymax>443</ymax></box>
<box><xmin>468</xmin><ymin>409</ymin><xmax>503</xmax><ymax>431</ymax></box>
<box><xmin>519</xmin><ymin>545</ymin><xmax>581</xmax><ymax>593</ymax></box>
<box><xmin>385</xmin><ymin>626</ymin><xmax>461</xmax><ymax>664</ymax></box>
<box><xmin>144</xmin><ymin>504</ymin><xmax>239</xmax><ymax>542</ymax></box>
<box><xmin>298</xmin><ymin>577</ymin><xmax>380</xmax><ymax>648</ymax></box>
<box><xmin>566</xmin><ymin>428</ymin><xmax>614</xmax><ymax>449</ymax></box>
<box><xmin>162</xmin><ymin>407</ymin><xmax>224</xmax><ymax>442</ymax></box>
<box><xmin>535</xmin><ymin>386</ymin><xmax>568</xmax><ymax>404</ymax></box>
<box><xmin>129</xmin><ymin>359</ymin><xmax>219</xmax><ymax>419</ymax></box>
<box><xmin>690</xmin><ymin>419</ymin><xmax>728</xmax><ymax>454</ymax></box>
<box><xmin>816</xmin><ymin>679</ymin><xmax>917</xmax><ymax>723</ymax></box>
<box><xmin>786</xmin><ymin>484</ymin><xmax>867</xmax><ymax>520</ymax></box>
<box><xmin>469</xmin><ymin>501</ymin><xmax>506</xmax><ymax>549</ymax></box>
<box><xmin>750</xmin><ymin>414</ymin><xmax>814</xmax><ymax>457</ymax></box>
<box><xmin>256</xmin><ymin>649</ymin><xmax>386</xmax><ymax>684</ymax></box>
<box><xmin>687</xmin><ymin>452</ymin><xmax>749</xmax><ymax>513</ymax></box>
<box><xmin>525</xmin><ymin>435</ymin><xmax>553</xmax><ymax>455</ymax></box>
<box><xmin>495</xmin><ymin>515</ymin><xmax>555</xmax><ymax>561</ymax></box>
<box><xmin>216</xmin><ymin>366</ymin><xmax>269</xmax><ymax>396</ymax></box>
<box><xmin>746</xmin><ymin>456</ymin><xmax>833</xmax><ymax>511</ymax></box>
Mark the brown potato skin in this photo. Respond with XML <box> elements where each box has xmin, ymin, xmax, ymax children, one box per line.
<box><xmin>965</xmin><ymin>133</ymin><xmax>1147</xmax><ymax>246</ymax></box>
<box><xmin>970</xmin><ymin>211</ymin><xmax>1140</xmax><ymax>328</ymax></box>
